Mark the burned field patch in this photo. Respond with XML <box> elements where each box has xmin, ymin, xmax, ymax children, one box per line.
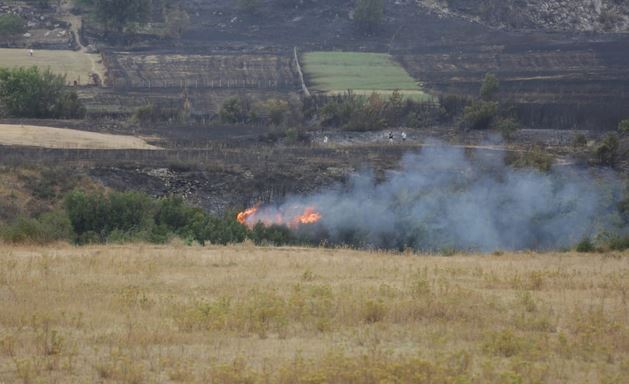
<box><xmin>398</xmin><ymin>41</ymin><xmax>629</xmax><ymax>130</ymax></box>
<box><xmin>104</xmin><ymin>52</ymin><xmax>299</xmax><ymax>90</ymax></box>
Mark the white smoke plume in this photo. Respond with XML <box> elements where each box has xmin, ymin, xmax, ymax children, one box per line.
<box><xmin>252</xmin><ymin>142</ymin><xmax>624</xmax><ymax>251</ymax></box>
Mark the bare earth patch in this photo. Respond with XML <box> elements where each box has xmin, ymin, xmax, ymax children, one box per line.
<box><xmin>0</xmin><ymin>245</ymin><xmax>627</xmax><ymax>382</ymax></box>
<box><xmin>0</xmin><ymin>124</ymin><xmax>159</xmax><ymax>150</ymax></box>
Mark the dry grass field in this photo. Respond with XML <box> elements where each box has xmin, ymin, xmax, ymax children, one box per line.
<box><xmin>0</xmin><ymin>245</ymin><xmax>627</xmax><ymax>383</ymax></box>
<box><xmin>0</xmin><ymin>48</ymin><xmax>105</xmax><ymax>86</ymax></box>
<box><xmin>0</xmin><ymin>124</ymin><xmax>159</xmax><ymax>150</ymax></box>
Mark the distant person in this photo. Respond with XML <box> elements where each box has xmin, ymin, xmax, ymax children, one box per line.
<box><xmin>401</xmin><ymin>132</ymin><xmax>407</xmax><ymax>142</ymax></box>
<box><xmin>323</xmin><ymin>136</ymin><xmax>329</xmax><ymax>144</ymax></box>
<box><xmin>29</xmin><ymin>49</ymin><xmax>33</xmax><ymax>57</ymax></box>
<box><xmin>388</xmin><ymin>131</ymin><xmax>394</xmax><ymax>143</ymax></box>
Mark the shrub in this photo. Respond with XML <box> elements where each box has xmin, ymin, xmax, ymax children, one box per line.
<box><xmin>508</xmin><ymin>147</ymin><xmax>553</xmax><ymax>172</ymax></box>
<box><xmin>0</xmin><ymin>14</ymin><xmax>26</xmax><ymax>37</ymax></box>
<box><xmin>64</xmin><ymin>190</ymin><xmax>156</xmax><ymax>243</ymax></box>
<box><xmin>219</xmin><ymin>96</ymin><xmax>257</xmax><ymax>124</ymax></box>
<box><xmin>480</xmin><ymin>72</ymin><xmax>500</xmax><ymax>100</ymax></box>
<box><xmin>163</xmin><ymin>7</ymin><xmax>190</xmax><ymax>39</ymax></box>
<box><xmin>0</xmin><ymin>211</ymin><xmax>73</xmax><ymax>244</ymax></box>
<box><xmin>618</xmin><ymin>119</ymin><xmax>629</xmax><ymax>134</ymax></box>
<box><xmin>575</xmin><ymin>238</ymin><xmax>596</xmax><ymax>253</ymax></box>
<box><xmin>132</xmin><ymin>104</ymin><xmax>180</xmax><ymax>124</ymax></box>
<box><xmin>265</xmin><ymin>99</ymin><xmax>289</xmax><ymax>126</ymax></box>
<box><xmin>250</xmin><ymin>223</ymin><xmax>294</xmax><ymax>246</ymax></box>
<box><xmin>0</xmin><ymin>67</ymin><xmax>85</xmax><ymax>119</ymax></box>
<box><xmin>462</xmin><ymin>100</ymin><xmax>498</xmax><ymax>130</ymax></box>
<box><xmin>594</xmin><ymin>133</ymin><xmax>619</xmax><ymax>167</ymax></box>
<box><xmin>494</xmin><ymin>116</ymin><xmax>519</xmax><ymax>139</ymax></box>
<box><xmin>573</xmin><ymin>133</ymin><xmax>588</xmax><ymax>148</ymax></box>
<box><xmin>607</xmin><ymin>234</ymin><xmax>629</xmax><ymax>251</ymax></box>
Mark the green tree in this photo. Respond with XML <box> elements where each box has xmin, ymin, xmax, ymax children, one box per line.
<box><xmin>354</xmin><ymin>0</ymin><xmax>384</xmax><ymax>33</ymax></box>
<box><xmin>94</xmin><ymin>0</ymin><xmax>152</xmax><ymax>32</ymax></box>
<box><xmin>462</xmin><ymin>100</ymin><xmax>498</xmax><ymax>130</ymax></box>
<box><xmin>480</xmin><ymin>72</ymin><xmax>499</xmax><ymax>100</ymax></box>
<box><xmin>618</xmin><ymin>119</ymin><xmax>629</xmax><ymax>134</ymax></box>
<box><xmin>220</xmin><ymin>96</ymin><xmax>257</xmax><ymax>124</ymax></box>
<box><xmin>0</xmin><ymin>67</ymin><xmax>85</xmax><ymax>118</ymax></box>
<box><xmin>0</xmin><ymin>14</ymin><xmax>26</xmax><ymax>37</ymax></box>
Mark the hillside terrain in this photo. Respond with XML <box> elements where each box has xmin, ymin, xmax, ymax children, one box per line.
<box><xmin>0</xmin><ymin>245</ymin><xmax>627</xmax><ymax>383</ymax></box>
<box><xmin>421</xmin><ymin>0</ymin><xmax>629</xmax><ymax>32</ymax></box>
<box><xmin>0</xmin><ymin>0</ymin><xmax>628</xmax><ymax>241</ymax></box>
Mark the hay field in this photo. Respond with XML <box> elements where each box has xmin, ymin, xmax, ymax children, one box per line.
<box><xmin>0</xmin><ymin>48</ymin><xmax>104</xmax><ymax>85</ymax></box>
<box><xmin>0</xmin><ymin>124</ymin><xmax>159</xmax><ymax>150</ymax></box>
<box><xmin>0</xmin><ymin>245</ymin><xmax>627</xmax><ymax>383</ymax></box>
<box><xmin>303</xmin><ymin>52</ymin><xmax>433</xmax><ymax>101</ymax></box>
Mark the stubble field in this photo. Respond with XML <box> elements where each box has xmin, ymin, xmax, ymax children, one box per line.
<box><xmin>0</xmin><ymin>245</ymin><xmax>627</xmax><ymax>383</ymax></box>
<box><xmin>0</xmin><ymin>48</ymin><xmax>105</xmax><ymax>86</ymax></box>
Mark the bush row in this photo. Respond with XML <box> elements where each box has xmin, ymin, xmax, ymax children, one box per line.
<box><xmin>0</xmin><ymin>191</ymin><xmax>296</xmax><ymax>246</ymax></box>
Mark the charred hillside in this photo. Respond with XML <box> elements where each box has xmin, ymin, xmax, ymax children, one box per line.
<box><xmin>422</xmin><ymin>0</ymin><xmax>629</xmax><ymax>32</ymax></box>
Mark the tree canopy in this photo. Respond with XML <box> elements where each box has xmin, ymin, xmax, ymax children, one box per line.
<box><xmin>0</xmin><ymin>67</ymin><xmax>85</xmax><ymax>119</ymax></box>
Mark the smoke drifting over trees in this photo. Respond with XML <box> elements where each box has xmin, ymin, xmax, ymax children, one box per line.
<box><xmin>257</xmin><ymin>143</ymin><xmax>624</xmax><ymax>252</ymax></box>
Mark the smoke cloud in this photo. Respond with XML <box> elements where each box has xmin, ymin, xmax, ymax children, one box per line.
<box><xmin>254</xmin><ymin>142</ymin><xmax>624</xmax><ymax>252</ymax></box>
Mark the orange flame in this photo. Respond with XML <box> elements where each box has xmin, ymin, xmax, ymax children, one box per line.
<box><xmin>237</xmin><ymin>206</ymin><xmax>258</xmax><ymax>225</ymax></box>
<box><xmin>236</xmin><ymin>205</ymin><xmax>322</xmax><ymax>229</ymax></box>
<box><xmin>294</xmin><ymin>208</ymin><xmax>322</xmax><ymax>226</ymax></box>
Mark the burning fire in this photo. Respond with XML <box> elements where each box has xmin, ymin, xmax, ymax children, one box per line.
<box><xmin>236</xmin><ymin>206</ymin><xmax>259</xmax><ymax>225</ymax></box>
<box><xmin>237</xmin><ymin>205</ymin><xmax>322</xmax><ymax>229</ymax></box>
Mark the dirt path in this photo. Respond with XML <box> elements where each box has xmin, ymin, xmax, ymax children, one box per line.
<box><xmin>57</xmin><ymin>0</ymin><xmax>105</xmax><ymax>84</ymax></box>
<box><xmin>0</xmin><ymin>124</ymin><xmax>160</xmax><ymax>150</ymax></box>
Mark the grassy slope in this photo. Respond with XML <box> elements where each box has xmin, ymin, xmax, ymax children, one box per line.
<box><xmin>303</xmin><ymin>51</ymin><xmax>432</xmax><ymax>100</ymax></box>
<box><xmin>0</xmin><ymin>245</ymin><xmax>627</xmax><ymax>383</ymax></box>
<box><xmin>0</xmin><ymin>48</ymin><xmax>104</xmax><ymax>85</ymax></box>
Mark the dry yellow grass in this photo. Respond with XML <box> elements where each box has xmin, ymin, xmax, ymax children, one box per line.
<box><xmin>0</xmin><ymin>244</ymin><xmax>627</xmax><ymax>383</ymax></box>
<box><xmin>0</xmin><ymin>48</ymin><xmax>105</xmax><ymax>86</ymax></box>
<box><xmin>0</xmin><ymin>124</ymin><xmax>159</xmax><ymax>150</ymax></box>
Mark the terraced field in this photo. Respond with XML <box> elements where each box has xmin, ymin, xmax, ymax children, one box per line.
<box><xmin>105</xmin><ymin>52</ymin><xmax>299</xmax><ymax>89</ymax></box>
<box><xmin>302</xmin><ymin>51</ymin><xmax>432</xmax><ymax>101</ymax></box>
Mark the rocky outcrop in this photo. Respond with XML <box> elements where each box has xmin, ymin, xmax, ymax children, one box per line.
<box><xmin>418</xmin><ymin>0</ymin><xmax>629</xmax><ymax>32</ymax></box>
